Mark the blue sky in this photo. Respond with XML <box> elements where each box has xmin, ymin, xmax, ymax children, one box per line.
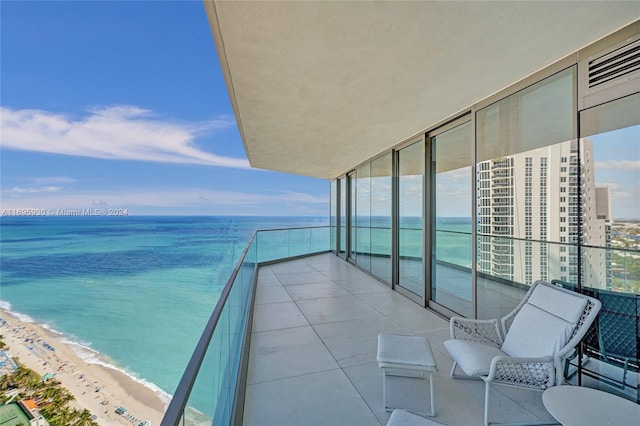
<box><xmin>0</xmin><ymin>1</ymin><xmax>329</xmax><ymax>216</ymax></box>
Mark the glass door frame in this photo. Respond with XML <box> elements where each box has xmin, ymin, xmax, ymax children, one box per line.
<box><xmin>425</xmin><ymin>114</ymin><xmax>476</xmax><ymax>318</ymax></box>
<box><xmin>393</xmin><ymin>135</ymin><xmax>427</xmax><ymax>306</ymax></box>
<box><xmin>346</xmin><ymin>170</ymin><xmax>357</xmax><ymax>263</ymax></box>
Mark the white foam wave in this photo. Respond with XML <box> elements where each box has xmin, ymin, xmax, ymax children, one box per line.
<box><xmin>0</xmin><ymin>301</ymin><xmax>35</xmax><ymax>323</ymax></box>
<box><xmin>40</xmin><ymin>322</ymin><xmax>64</xmax><ymax>335</ymax></box>
<box><xmin>62</xmin><ymin>338</ymin><xmax>171</xmax><ymax>404</ymax></box>
<box><xmin>0</xmin><ymin>302</ymin><xmax>170</xmax><ymax>405</ymax></box>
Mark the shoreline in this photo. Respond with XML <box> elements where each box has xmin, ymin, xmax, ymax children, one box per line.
<box><xmin>0</xmin><ymin>307</ymin><xmax>167</xmax><ymax>425</ymax></box>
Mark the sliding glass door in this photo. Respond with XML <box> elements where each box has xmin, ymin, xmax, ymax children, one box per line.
<box><xmin>397</xmin><ymin>140</ymin><xmax>424</xmax><ymax>298</ymax></box>
<box><xmin>429</xmin><ymin>120</ymin><xmax>473</xmax><ymax>317</ymax></box>
<box><xmin>577</xmin><ymin>92</ymin><xmax>639</xmax><ymax>399</ymax></box>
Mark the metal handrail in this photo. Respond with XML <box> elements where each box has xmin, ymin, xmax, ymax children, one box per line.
<box><xmin>251</xmin><ymin>225</ymin><xmax>328</xmax><ymax>232</ymax></box>
<box><xmin>160</xmin><ymin>231</ymin><xmax>258</xmax><ymax>426</ymax></box>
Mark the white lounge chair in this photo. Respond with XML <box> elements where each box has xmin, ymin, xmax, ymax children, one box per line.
<box><xmin>444</xmin><ymin>280</ymin><xmax>601</xmax><ymax>426</ymax></box>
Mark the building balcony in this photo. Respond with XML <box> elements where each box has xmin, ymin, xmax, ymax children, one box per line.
<box><xmin>491</xmin><ymin>162</ymin><xmax>510</xmax><ymax>170</ymax></box>
<box><xmin>491</xmin><ymin>170</ymin><xmax>510</xmax><ymax>178</ymax></box>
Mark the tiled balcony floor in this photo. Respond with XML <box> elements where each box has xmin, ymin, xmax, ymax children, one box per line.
<box><xmin>243</xmin><ymin>253</ymin><xmax>557</xmax><ymax>426</ymax></box>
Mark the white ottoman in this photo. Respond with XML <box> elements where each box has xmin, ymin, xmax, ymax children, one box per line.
<box><xmin>377</xmin><ymin>334</ymin><xmax>437</xmax><ymax>417</ymax></box>
<box><xmin>387</xmin><ymin>409</ymin><xmax>444</xmax><ymax>426</ymax></box>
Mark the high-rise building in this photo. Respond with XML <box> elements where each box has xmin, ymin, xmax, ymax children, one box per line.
<box><xmin>477</xmin><ymin>139</ymin><xmax>612</xmax><ymax>288</ymax></box>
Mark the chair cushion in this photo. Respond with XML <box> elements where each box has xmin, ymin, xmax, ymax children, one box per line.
<box><xmin>377</xmin><ymin>334</ymin><xmax>436</xmax><ymax>369</ymax></box>
<box><xmin>528</xmin><ymin>283</ymin><xmax>588</xmax><ymax>324</ymax></box>
<box><xmin>501</xmin><ymin>303</ymin><xmax>574</xmax><ymax>358</ymax></box>
<box><xmin>444</xmin><ymin>339</ymin><xmax>505</xmax><ymax>376</ymax></box>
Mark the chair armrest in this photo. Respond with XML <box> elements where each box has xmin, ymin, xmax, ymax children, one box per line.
<box><xmin>450</xmin><ymin>316</ymin><xmax>503</xmax><ymax>346</ymax></box>
<box><xmin>486</xmin><ymin>355</ymin><xmax>555</xmax><ymax>389</ymax></box>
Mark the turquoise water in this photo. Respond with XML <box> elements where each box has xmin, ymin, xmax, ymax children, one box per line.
<box><xmin>0</xmin><ymin>216</ymin><xmax>327</xmax><ymax>401</ymax></box>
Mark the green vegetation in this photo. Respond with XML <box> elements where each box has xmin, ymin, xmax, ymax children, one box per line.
<box><xmin>0</xmin><ymin>343</ymin><xmax>97</xmax><ymax>426</ymax></box>
<box><xmin>610</xmin><ymin>222</ymin><xmax>640</xmax><ymax>294</ymax></box>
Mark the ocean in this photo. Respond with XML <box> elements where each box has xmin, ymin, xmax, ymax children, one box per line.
<box><xmin>0</xmin><ymin>216</ymin><xmax>328</xmax><ymax>403</ymax></box>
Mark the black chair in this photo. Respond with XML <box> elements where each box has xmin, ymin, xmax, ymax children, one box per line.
<box><xmin>551</xmin><ymin>279</ymin><xmax>639</xmax><ymax>397</ymax></box>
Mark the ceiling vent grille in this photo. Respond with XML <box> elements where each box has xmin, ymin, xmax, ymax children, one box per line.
<box><xmin>588</xmin><ymin>38</ymin><xmax>640</xmax><ymax>89</ymax></box>
<box><xmin>579</xmin><ymin>26</ymin><xmax>640</xmax><ymax>111</ymax></box>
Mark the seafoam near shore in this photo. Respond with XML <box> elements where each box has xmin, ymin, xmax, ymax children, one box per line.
<box><xmin>0</xmin><ymin>307</ymin><xmax>167</xmax><ymax>425</ymax></box>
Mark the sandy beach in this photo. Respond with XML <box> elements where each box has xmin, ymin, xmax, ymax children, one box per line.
<box><xmin>0</xmin><ymin>308</ymin><xmax>167</xmax><ymax>426</ymax></box>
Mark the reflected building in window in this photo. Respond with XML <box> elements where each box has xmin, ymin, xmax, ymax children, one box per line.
<box><xmin>477</xmin><ymin>139</ymin><xmax>612</xmax><ymax>288</ymax></box>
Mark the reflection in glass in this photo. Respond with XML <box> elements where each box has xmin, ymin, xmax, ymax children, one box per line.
<box><xmin>370</xmin><ymin>154</ymin><xmax>393</xmax><ymax>283</ymax></box>
<box><xmin>476</xmin><ymin>67</ymin><xmax>577</xmax><ymax>319</ymax></box>
<box><xmin>398</xmin><ymin>141</ymin><xmax>424</xmax><ymax>297</ymax></box>
<box><xmin>349</xmin><ymin>171</ymin><xmax>357</xmax><ymax>260</ymax></box>
<box><xmin>432</xmin><ymin>121</ymin><xmax>472</xmax><ymax>316</ymax></box>
<box><xmin>577</xmin><ymin>93</ymin><xmax>639</xmax><ymax>401</ymax></box>
<box><xmin>581</xmin><ymin>93</ymin><xmax>640</xmax><ymax>294</ymax></box>
<box><xmin>330</xmin><ymin>180</ymin><xmax>337</xmax><ymax>252</ymax></box>
<box><xmin>356</xmin><ymin>163</ymin><xmax>371</xmax><ymax>272</ymax></box>
<box><xmin>339</xmin><ymin>178</ymin><xmax>346</xmax><ymax>256</ymax></box>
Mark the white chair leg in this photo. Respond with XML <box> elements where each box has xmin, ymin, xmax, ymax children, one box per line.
<box><xmin>450</xmin><ymin>361</ymin><xmax>458</xmax><ymax>376</ymax></box>
<box><xmin>382</xmin><ymin>369</ymin><xmax>388</xmax><ymax>411</ymax></box>
<box><xmin>484</xmin><ymin>381</ymin><xmax>490</xmax><ymax>426</ymax></box>
<box><xmin>428</xmin><ymin>372</ymin><xmax>435</xmax><ymax>417</ymax></box>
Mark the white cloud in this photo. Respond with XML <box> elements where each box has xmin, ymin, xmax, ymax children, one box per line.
<box><xmin>30</xmin><ymin>176</ymin><xmax>76</xmax><ymax>185</ymax></box>
<box><xmin>11</xmin><ymin>186</ymin><xmax>61</xmax><ymax>194</ymax></box>
<box><xmin>0</xmin><ymin>187</ymin><xmax>327</xmax><ymax>215</ymax></box>
<box><xmin>276</xmin><ymin>191</ymin><xmax>327</xmax><ymax>204</ymax></box>
<box><xmin>0</xmin><ymin>106</ymin><xmax>250</xmax><ymax>168</ymax></box>
<box><xmin>595</xmin><ymin>160</ymin><xmax>640</xmax><ymax>170</ymax></box>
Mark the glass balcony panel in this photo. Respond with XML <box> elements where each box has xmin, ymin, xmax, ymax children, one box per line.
<box><xmin>164</xmin><ymin>227</ymin><xmax>330</xmax><ymax>424</ymax></box>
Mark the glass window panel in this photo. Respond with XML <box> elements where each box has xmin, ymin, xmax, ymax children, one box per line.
<box><xmin>432</xmin><ymin>121</ymin><xmax>472</xmax><ymax>316</ymax></box>
<box><xmin>399</xmin><ymin>141</ymin><xmax>424</xmax><ymax>297</ymax></box>
<box><xmin>330</xmin><ymin>180</ymin><xmax>337</xmax><ymax>253</ymax></box>
<box><xmin>370</xmin><ymin>153</ymin><xmax>392</xmax><ymax>283</ymax></box>
<box><xmin>577</xmin><ymin>93</ymin><xmax>639</xmax><ymax>401</ymax></box>
<box><xmin>356</xmin><ymin>163</ymin><xmax>371</xmax><ymax>272</ymax></box>
<box><xmin>339</xmin><ymin>177</ymin><xmax>346</xmax><ymax>256</ymax></box>
<box><xmin>476</xmin><ymin>66</ymin><xmax>577</xmax><ymax>319</ymax></box>
<box><xmin>349</xmin><ymin>171</ymin><xmax>357</xmax><ymax>260</ymax></box>
<box><xmin>477</xmin><ymin>68</ymin><xmax>576</xmax><ymax>162</ymax></box>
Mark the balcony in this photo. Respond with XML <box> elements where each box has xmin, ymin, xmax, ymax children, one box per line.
<box><xmin>162</xmin><ymin>230</ymin><xmax>640</xmax><ymax>426</ymax></box>
<box><xmin>243</xmin><ymin>254</ymin><xmax>555</xmax><ymax>425</ymax></box>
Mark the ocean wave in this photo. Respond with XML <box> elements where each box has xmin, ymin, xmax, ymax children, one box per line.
<box><xmin>40</xmin><ymin>322</ymin><xmax>65</xmax><ymax>335</ymax></box>
<box><xmin>0</xmin><ymin>303</ymin><xmax>171</xmax><ymax>405</ymax></box>
<box><xmin>61</xmin><ymin>338</ymin><xmax>171</xmax><ymax>404</ymax></box>
<box><xmin>0</xmin><ymin>300</ymin><xmax>35</xmax><ymax>323</ymax></box>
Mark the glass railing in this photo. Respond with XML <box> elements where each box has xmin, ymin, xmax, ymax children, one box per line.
<box><xmin>161</xmin><ymin>226</ymin><xmax>330</xmax><ymax>426</ymax></box>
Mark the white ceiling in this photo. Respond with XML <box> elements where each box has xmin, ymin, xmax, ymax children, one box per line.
<box><xmin>205</xmin><ymin>1</ymin><xmax>639</xmax><ymax>179</ymax></box>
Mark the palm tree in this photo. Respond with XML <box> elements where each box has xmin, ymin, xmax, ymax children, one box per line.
<box><xmin>0</xmin><ymin>373</ymin><xmax>12</xmax><ymax>390</ymax></box>
<box><xmin>46</xmin><ymin>406</ymin><xmax>74</xmax><ymax>426</ymax></box>
<box><xmin>72</xmin><ymin>408</ymin><xmax>96</xmax><ymax>426</ymax></box>
<box><xmin>50</xmin><ymin>388</ymin><xmax>75</xmax><ymax>409</ymax></box>
<box><xmin>38</xmin><ymin>384</ymin><xmax>64</xmax><ymax>402</ymax></box>
<box><xmin>12</xmin><ymin>366</ymin><xmax>34</xmax><ymax>386</ymax></box>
